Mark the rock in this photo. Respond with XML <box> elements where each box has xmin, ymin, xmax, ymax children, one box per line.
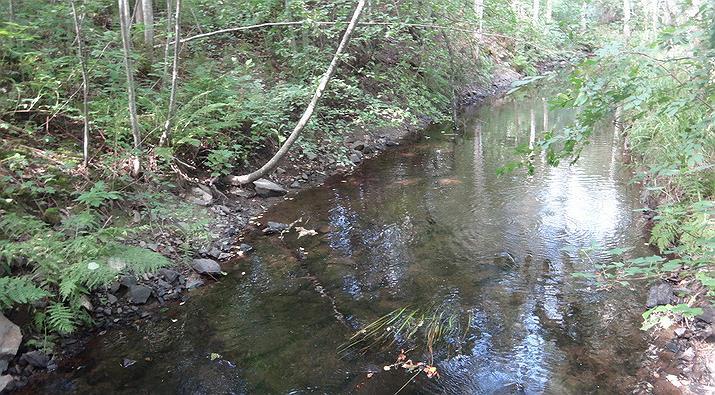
<box><xmin>107</xmin><ymin>294</ymin><xmax>118</xmax><ymax>304</ymax></box>
<box><xmin>159</xmin><ymin>269</ymin><xmax>179</xmax><ymax>283</ymax></box>
<box><xmin>0</xmin><ymin>313</ymin><xmax>22</xmax><ymax>360</ymax></box>
<box><xmin>206</xmin><ymin>247</ymin><xmax>222</xmax><ymax>260</ymax></box>
<box><xmin>696</xmin><ymin>305</ymin><xmax>714</xmax><ymax>324</ymax></box>
<box><xmin>128</xmin><ymin>285</ymin><xmax>152</xmax><ymax>304</ymax></box>
<box><xmin>385</xmin><ymin>139</ymin><xmax>399</xmax><ymax>147</ymax></box>
<box><xmin>186</xmin><ymin>274</ymin><xmax>205</xmax><ymax>289</ymax></box>
<box><xmin>678</xmin><ymin>347</ymin><xmax>695</xmax><ymax>361</ymax></box>
<box><xmin>232</xmin><ymin>188</ymin><xmax>256</xmax><ymax>199</ymax></box>
<box><xmin>646</xmin><ymin>283</ymin><xmax>673</xmax><ymax>308</ymax></box>
<box><xmin>351</xmin><ymin>141</ymin><xmax>366</xmax><ymax>152</ymax></box>
<box><xmin>349</xmin><ymin>152</ymin><xmax>363</xmax><ymax>164</ymax></box>
<box><xmin>674</xmin><ymin>327</ymin><xmax>686</xmax><ymax>337</ymax></box>
<box><xmin>253</xmin><ymin>178</ymin><xmax>287</xmax><ymax>198</ymax></box>
<box><xmin>0</xmin><ymin>360</ymin><xmax>7</xmax><ymax>374</ymax></box>
<box><xmin>290</xmin><ymin>181</ymin><xmax>301</xmax><ymax>189</ymax></box>
<box><xmin>108</xmin><ymin>281</ymin><xmax>120</xmax><ymax>294</ymax></box>
<box><xmin>119</xmin><ymin>275</ymin><xmax>138</xmax><ymax>288</ymax></box>
<box><xmin>121</xmin><ymin>358</ymin><xmax>136</xmax><ymax>368</ymax></box>
<box><xmin>20</xmin><ymin>351</ymin><xmax>50</xmax><ymax>369</ymax></box>
<box><xmin>239</xmin><ymin>244</ymin><xmax>254</xmax><ymax>253</ymax></box>
<box><xmin>188</xmin><ymin>186</ymin><xmax>213</xmax><ymax>206</ymax></box>
<box><xmin>262</xmin><ymin>222</ymin><xmax>289</xmax><ymax>235</ymax></box>
<box><xmin>0</xmin><ymin>375</ymin><xmax>12</xmax><ymax>392</ymax></box>
<box><xmin>192</xmin><ymin>258</ymin><xmax>221</xmax><ymax>274</ymax></box>
<box><xmin>215</xmin><ymin>205</ymin><xmax>231</xmax><ymax>214</ymax></box>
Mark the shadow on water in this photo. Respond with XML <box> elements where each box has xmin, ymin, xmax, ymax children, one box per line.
<box><xmin>37</xmin><ymin>83</ymin><xmax>651</xmax><ymax>394</ymax></box>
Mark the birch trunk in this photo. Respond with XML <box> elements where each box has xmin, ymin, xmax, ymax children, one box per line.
<box><xmin>8</xmin><ymin>0</ymin><xmax>14</xmax><ymax>22</ymax></box>
<box><xmin>532</xmin><ymin>0</ymin><xmax>540</xmax><ymax>24</ymax></box>
<box><xmin>226</xmin><ymin>0</ymin><xmax>366</xmax><ymax>186</ymax></box>
<box><xmin>118</xmin><ymin>0</ymin><xmax>142</xmax><ymax>177</ymax></box>
<box><xmin>70</xmin><ymin>0</ymin><xmax>91</xmax><ymax>166</ymax></box>
<box><xmin>545</xmin><ymin>0</ymin><xmax>552</xmax><ymax>23</ymax></box>
<box><xmin>473</xmin><ymin>0</ymin><xmax>483</xmax><ymax>59</ymax></box>
<box><xmin>134</xmin><ymin>0</ymin><xmax>143</xmax><ymax>24</ymax></box>
<box><xmin>160</xmin><ymin>0</ymin><xmax>181</xmax><ymax>147</ymax></box>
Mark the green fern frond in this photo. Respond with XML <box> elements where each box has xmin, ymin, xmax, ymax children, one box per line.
<box><xmin>46</xmin><ymin>303</ymin><xmax>76</xmax><ymax>335</ymax></box>
<box><xmin>0</xmin><ymin>276</ymin><xmax>49</xmax><ymax>310</ymax></box>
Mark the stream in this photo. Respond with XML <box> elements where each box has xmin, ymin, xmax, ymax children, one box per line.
<box><xmin>38</xmin><ymin>83</ymin><xmax>652</xmax><ymax>394</ymax></box>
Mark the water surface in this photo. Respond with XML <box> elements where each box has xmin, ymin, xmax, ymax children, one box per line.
<box><xmin>40</xmin><ymin>83</ymin><xmax>650</xmax><ymax>394</ymax></box>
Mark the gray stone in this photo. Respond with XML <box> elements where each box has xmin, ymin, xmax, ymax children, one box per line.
<box><xmin>646</xmin><ymin>283</ymin><xmax>673</xmax><ymax>308</ymax></box>
<box><xmin>240</xmin><ymin>244</ymin><xmax>254</xmax><ymax>253</ymax></box>
<box><xmin>192</xmin><ymin>258</ymin><xmax>221</xmax><ymax>274</ymax></box>
<box><xmin>119</xmin><ymin>275</ymin><xmax>137</xmax><ymax>288</ymax></box>
<box><xmin>262</xmin><ymin>222</ymin><xmax>289</xmax><ymax>235</ymax></box>
<box><xmin>188</xmin><ymin>186</ymin><xmax>213</xmax><ymax>206</ymax></box>
<box><xmin>696</xmin><ymin>305</ymin><xmax>714</xmax><ymax>324</ymax></box>
<box><xmin>186</xmin><ymin>274</ymin><xmax>205</xmax><ymax>289</ymax></box>
<box><xmin>107</xmin><ymin>294</ymin><xmax>118</xmax><ymax>304</ymax></box>
<box><xmin>20</xmin><ymin>350</ymin><xmax>50</xmax><ymax>368</ymax></box>
<box><xmin>128</xmin><ymin>285</ymin><xmax>152</xmax><ymax>304</ymax></box>
<box><xmin>0</xmin><ymin>359</ymin><xmax>7</xmax><ymax>374</ymax></box>
<box><xmin>0</xmin><ymin>375</ymin><xmax>12</xmax><ymax>392</ymax></box>
<box><xmin>349</xmin><ymin>152</ymin><xmax>362</xmax><ymax>164</ymax></box>
<box><xmin>207</xmin><ymin>247</ymin><xmax>222</xmax><ymax>259</ymax></box>
<box><xmin>0</xmin><ymin>313</ymin><xmax>21</xmax><ymax>360</ymax></box>
<box><xmin>232</xmin><ymin>188</ymin><xmax>256</xmax><ymax>199</ymax></box>
<box><xmin>253</xmin><ymin>178</ymin><xmax>287</xmax><ymax>198</ymax></box>
<box><xmin>290</xmin><ymin>181</ymin><xmax>301</xmax><ymax>189</ymax></box>
<box><xmin>385</xmin><ymin>139</ymin><xmax>399</xmax><ymax>147</ymax></box>
<box><xmin>159</xmin><ymin>269</ymin><xmax>180</xmax><ymax>283</ymax></box>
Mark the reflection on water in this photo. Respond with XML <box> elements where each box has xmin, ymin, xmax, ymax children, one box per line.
<box><xmin>39</xmin><ymin>85</ymin><xmax>650</xmax><ymax>394</ymax></box>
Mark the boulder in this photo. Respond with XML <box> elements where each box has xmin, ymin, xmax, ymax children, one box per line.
<box><xmin>0</xmin><ymin>313</ymin><xmax>21</xmax><ymax>360</ymax></box>
<box><xmin>128</xmin><ymin>285</ymin><xmax>152</xmax><ymax>304</ymax></box>
<box><xmin>185</xmin><ymin>274</ymin><xmax>205</xmax><ymax>289</ymax></box>
<box><xmin>253</xmin><ymin>178</ymin><xmax>287</xmax><ymax>198</ymax></box>
<box><xmin>192</xmin><ymin>259</ymin><xmax>221</xmax><ymax>274</ymax></box>
<box><xmin>696</xmin><ymin>305</ymin><xmax>714</xmax><ymax>324</ymax></box>
<box><xmin>646</xmin><ymin>283</ymin><xmax>673</xmax><ymax>308</ymax></box>
<box><xmin>349</xmin><ymin>152</ymin><xmax>363</xmax><ymax>164</ymax></box>
<box><xmin>239</xmin><ymin>244</ymin><xmax>254</xmax><ymax>254</ymax></box>
<box><xmin>0</xmin><ymin>375</ymin><xmax>12</xmax><ymax>393</ymax></box>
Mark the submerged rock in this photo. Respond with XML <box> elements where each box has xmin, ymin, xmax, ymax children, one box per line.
<box><xmin>192</xmin><ymin>258</ymin><xmax>221</xmax><ymax>274</ymax></box>
<box><xmin>253</xmin><ymin>178</ymin><xmax>287</xmax><ymax>198</ymax></box>
<box><xmin>646</xmin><ymin>283</ymin><xmax>673</xmax><ymax>308</ymax></box>
<box><xmin>0</xmin><ymin>313</ymin><xmax>21</xmax><ymax>360</ymax></box>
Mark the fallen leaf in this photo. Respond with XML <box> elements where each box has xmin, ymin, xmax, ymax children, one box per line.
<box><xmin>209</xmin><ymin>353</ymin><xmax>222</xmax><ymax>361</ymax></box>
<box><xmin>295</xmin><ymin>226</ymin><xmax>318</xmax><ymax>238</ymax></box>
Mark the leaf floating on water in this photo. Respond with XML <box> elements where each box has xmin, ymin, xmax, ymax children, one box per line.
<box><xmin>209</xmin><ymin>353</ymin><xmax>222</xmax><ymax>361</ymax></box>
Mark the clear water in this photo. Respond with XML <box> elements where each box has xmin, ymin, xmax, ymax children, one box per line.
<box><xmin>37</xmin><ymin>84</ymin><xmax>651</xmax><ymax>394</ymax></box>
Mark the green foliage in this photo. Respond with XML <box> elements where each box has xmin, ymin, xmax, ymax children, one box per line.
<box><xmin>76</xmin><ymin>181</ymin><xmax>123</xmax><ymax>208</ymax></box>
<box><xmin>0</xmin><ymin>277</ymin><xmax>49</xmax><ymax>310</ymax></box>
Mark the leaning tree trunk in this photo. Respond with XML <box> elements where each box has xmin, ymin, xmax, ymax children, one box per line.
<box><xmin>225</xmin><ymin>0</ymin><xmax>367</xmax><ymax>186</ymax></box>
<box><xmin>160</xmin><ymin>0</ymin><xmax>181</xmax><ymax>147</ymax></box>
<box><xmin>118</xmin><ymin>0</ymin><xmax>142</xmax><ymax>177</ymax></box>
<box><xmin>70</xmin><ymin>0</ymin><xmax>91</xmax><ymax>166</ymax></box>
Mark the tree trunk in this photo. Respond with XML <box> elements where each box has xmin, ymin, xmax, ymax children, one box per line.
<box><xmin>160</xmin><ymin>0</ymin><xmax>181</xmax><ymax>147</ymax></box>
<box><xmin>70</xmin><ymin>0</ymin><xmax>91</xmax><ymax>166</ymax></box>
<box><xmin>580</xmin><ymin>2</ymin><xmax>587</xmax><ymax>31</ymax></box>
<box><xmin>162</xmin><ymin>0</ymin><xmax>173</xmax><ymax>83</ymax></box>
<box><xmin>225</xmin><ymin>0</ymin><xmax>367</xmax><ymax>186</ymax></box>
<box><xmin>473</xmin><ymin>0</ymin><xmax>483</xmax><ymax>60</ymax></box>
<box><xmin>134</xmin><ymin>0</ymin><xmax>143</xmax><ymax>24</ymax></box>
<box><xmin>650</xmin><ymin>0</ymin><xmax>659</xmax><ymax>37</ymax></box>
<box><xmin>118</xmin><ymin>0</ymin><xmax>142</xmax><ymax>177</ymax></box>
<box><xmin>143</xmin><ymin>0</ymin><xmax>154</xmax><ymax>49</ymax></box>
<box><xmin>545</xmin><ymin>0</ymin><xmax>552</xmax><ymax>23</ymax></box>
<box><xmin>532</xmin><ymin>0</ymin><xmax>540</xmax><ymax>24</ymax></box>
<box><xmin>623</xmin><ymin>0</ymin><xmax>631</xmax><ymax>37</ymax></box>
<box><xmin>8</xmin><ymin>0</ymin><xmax>14</xmax><ymax>22</ymax></box>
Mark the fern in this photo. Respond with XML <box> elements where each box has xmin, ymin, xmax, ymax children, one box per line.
<box><xmin>46</xmin><ymin>303</ymin><xmax>76</xmax><ymax>335</ymax></box>
<box><xmin>0</xmin><ymin>276</ymin><xmax>49</xmax><ymax>310</ymax></box>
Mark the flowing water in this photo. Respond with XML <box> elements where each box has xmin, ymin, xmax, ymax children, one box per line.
<box><xmin>38</xmin><ymin>83</ymin><xmax>652</xmax><ymax>394</ymax></box>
